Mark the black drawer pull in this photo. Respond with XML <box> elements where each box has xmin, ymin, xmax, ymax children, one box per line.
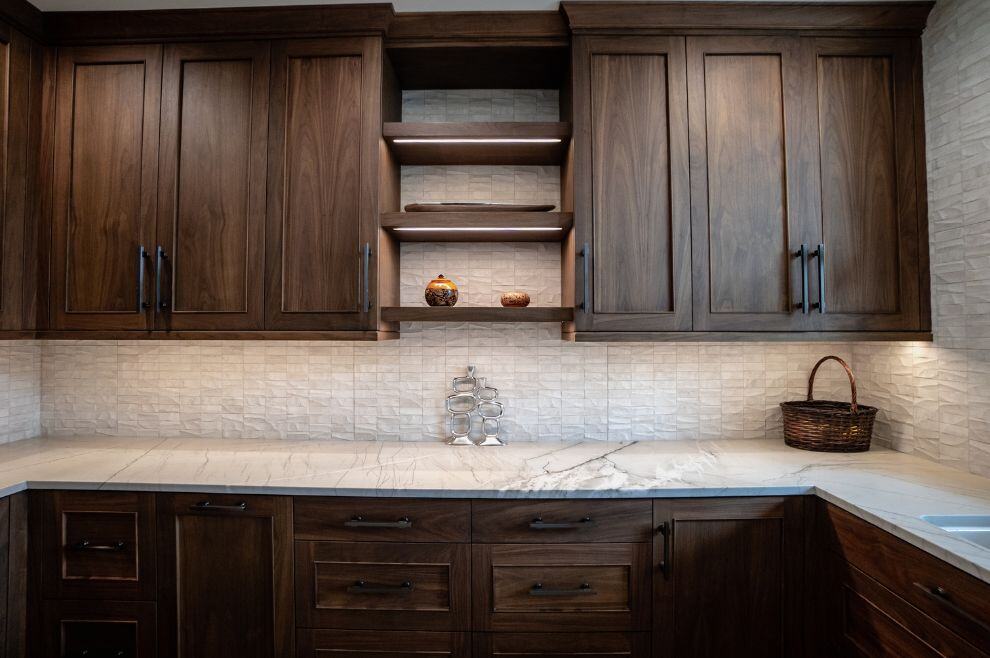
<box><xmin>347</xmin><ymin>580</ymin><xmax>414</xmax><ymax>594</ymax></box>
<box><xmin>69</xmin><ymin>540</ymin><xmax>126</xmax><ymax>552</ymax></box>
<box><xmin>68</xmin><ymin>651</ymin><xmax>127</xmax><ymax>658</ymax></box>
<box><xmin>913</xmin><ymin>582</ymin><xmax>990</xmax><ymax>634</ymax></box>
<box><xmin>344</xmin><ymin>516</ymin><xmax>412</xmax><ymax>529</ymax></box>
<box><xmin>529</xmin><ymin>516</ymin><xmax>594</xmax><ymax>530</ymax></box>
<box><xmin>529</xmin><ymin>582</ymin><xmax>596</xmax><ymax>597</ymax></box>
<box><xmin>189</xmin><ymin>501</ymin><xmax>247</xmax><ymax>512</ymax></box>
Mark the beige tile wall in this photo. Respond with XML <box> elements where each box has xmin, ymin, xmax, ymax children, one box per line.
<box><xmin>0</xmin><ymin>341</ymin><xmax>41</xmax><ymax>444</ymax></box>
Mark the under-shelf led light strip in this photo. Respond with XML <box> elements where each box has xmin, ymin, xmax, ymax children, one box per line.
<box><xmin>391</xmin><ymin>138</ymin><xmax>563</xmax><ymax>144</ymax></box>
<box><xmin>393</xmin><ymin>227</ymin><xmax>563</xmax><ymax>233</ymax></box>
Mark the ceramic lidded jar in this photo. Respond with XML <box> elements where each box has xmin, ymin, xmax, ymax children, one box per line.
<box><xmin>425</xmin><ymin>274</ymin><xmax>458</xmax><ymax>306</ymax></box>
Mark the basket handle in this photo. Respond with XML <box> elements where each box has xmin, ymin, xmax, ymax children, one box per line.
<box><xmin>807</xmin><ymin>355</ymin><xmax>858</xmax><ymax>413</ymax></box>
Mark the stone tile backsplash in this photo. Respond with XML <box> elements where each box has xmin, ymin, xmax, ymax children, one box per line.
<box><xmin>401</xmin><ymin>89</ymin><xmax>559</xmax><ymax>123</ymax></box>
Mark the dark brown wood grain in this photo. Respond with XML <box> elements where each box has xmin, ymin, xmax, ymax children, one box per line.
<box><xmin>0</xmin><ymin>0</ymin><xmax>44</xmax><ymax>42</ymax></box>
<box><xmin>41</xmin><ymin>599</ymin><xmax>157</xmax><ymax>658</ymax></box>
<box><xmin>0</xmin><ymin>496</ymin><xmax>7</xmax><ymax>654</ymax></box>
<box><xmin>382</xmin><ymin>212</ymin><xmax>573</xmax><ymax>243</ymax></box>
<box><xmin>387</xmin><ymin>46</ymin><xmax>569</xmax><ymax>91</ymax></box>
<box><xmin>36</xmin><ymin>329</ymin><xmax>399</xmax><ymax>341</ymax></box>
<box><xmin>653</xmin><ymin>497</ymin><xmax>804</xmax><ymax>658</ymax></box>
<box><xmin>50</xmin><ymin>45</ymin><xmax>162</xmax><ymax>331</ymax></box>
<box><xmin>5</xmin><ymin>493</ymin><xmax>28</xmax><ymax>658</ymax></box>
<box><xmin>266</xmin><ymin>37</ymin><xmax>380</xmax><ymax>331</ymax></box>
<box><xmin>384</xmin><ymin>122</ymin><xmax>571</xmax><ymax>166</ymax></box>
<box><xmin>381</xmin><ymin>307</ymin><xmax>573</xmax><ymax>323</ymax></box>
<box><xmin>475</xmin><ymin>632</ymin><xmax>650</xmax><ymax>658</ymax></box>
<box><xmin>298</xmin><ymin>629</ymin><xmax>471</xmax><ymax>658</ymax></box>
<box><xmin>156</xmin><ymin>493</ymin><xmax>293</xmax><ymax>658</ymax></box>
<box><xmin>294</xmin><ymin>497</ymin><xmax>470</xmax><ymax>543</ymax></box>
<box><xmin>156</xmin><ymin>41</ymin><xmax>270</xmax><ymax>331</ymax></box>
<box><xmin>572</xmin><ymin>330</ymin><xmax>933</xmax><ymax>342</ymax></box>
<box><xmin>40</xmin><ymin>491</ymin><xmax>156</xmax><ymax>601</ymax></box>
<box><xmin>472</xmin><ymin>500</ymin><xmax>652</xmax><ymax>543</ymax></box>
<box><xmin>572</xmin><ymin>36</ymin><xmax>691</xmax><ymax>332</ymax></box>
<box><xmin>687</xmin><ymin>36</ymin><xmax>822</xmax><ymax>331</ymax></box>
<box><xmin>473</xmin><ymin>543</ymin><xmax>650</xmax><ymax>633</ymax></box>
<box><xmin>295</xmin><ymin>541</ymin><xmax>471</xmax><ymax>631</ymax></box>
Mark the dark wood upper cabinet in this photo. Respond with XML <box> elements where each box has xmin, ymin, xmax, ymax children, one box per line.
<box><xmin>571</xmin><ymin>36</ymin><xmax>692</xmax><ymax>332</ymax></box>
<box><xmin>157</xmin><ymin>493</ymin><xmax>293</xmax><ymax>658</ymax></box>
<box><xmin>156</xmin><ymin>41</ymin><xmax>270</xmax><ymax>331</ymax></box>
<box><xmin>265</xmin><ymin>37</ymin><xmax>381</xmax><ymax>331</ymax></box>
<box><xmin>810</xmin><ymin>37</ymin><xmax>923</xmax><ymax>331</ymax></box>
<box><xmin>688</xmin><ymin>36</ymin><xmax>822</xmax><ymax>331</ymax></box>
<box><xmin>51</xmin><ymin>45</ymin><xmax>162</xmax><ymax>331</ymax></box>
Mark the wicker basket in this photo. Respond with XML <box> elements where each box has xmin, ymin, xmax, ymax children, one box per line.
<box><xmin>780</xmin><ymin>355</ymin><xmax>877</xmax><ymax>452</ymax></box>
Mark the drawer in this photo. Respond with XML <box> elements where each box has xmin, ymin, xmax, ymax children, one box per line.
<box><xmin>41</xmin><ymin>491</ymin><xmax>157</xmax><ymax>600</ymax></box>
<box><xmin>295</xmin><ymin>541</ymin><xmax>470</xmax><ymax>631</ymax></box>
<box><xmin>475</xmin><ymin>633</ymin><xmax>650</xmax><ymax>658</ymax></box>
<box><xmin>473</xmin><ymin>500</ymin><xmax>652</xmax><ymax>543</ymax></box>
<box><xmin>297</xmin><ymin>630</ymin><xmax>470</xmax><ymax>658</ymax></box>
<box><xmin>473</xmin><ymin>544</ymin><xmax>650</xmax><ymax>632</ymax></box>
<box><xmin>294</xmin><ymin>497</ymin><xmax>470</xmax><ymax>542</ymax></box>
<box><xmin>823</xmin><ymin>503</ymin><xmax>990</xmax><ymax>650</ymax></box>
<box><xmin>42</xmin><ymin>600</ymin><xmax>157</xmax><ymax>658</ymax></box>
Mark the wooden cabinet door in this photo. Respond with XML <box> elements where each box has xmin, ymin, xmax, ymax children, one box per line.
<box><xmin>157</xmin><ymin>493</ymin><xmax>293</xmax><ymax>658</ymax></box>
<box><xmin>653</xmin><ymin>497</ymin><xmax>804</xmax><ymax>658</ymax></box>
<box><xmin>572</xmin><ymin>36</ymin><xmax>691</xmax><ymax>332</ymax></box>
<box><xmin>265</xmin><ymin>37</ymin><xmax>381</xmax><ymax>331</ymax></box>
<box><xmin>688</xmin><ymin>37</ymin><xmax>822</xmax><ymax>331</ymax></box>
<box><xmin>809</xmin><ymin>38</ymin><xmax>923</xmax><ymax>331</ymax></box>
<box><xmin>51</xmin><ymin>45</ymin><xmax>162</xmax><ymax>331</ymax></box>
<box><xmin>42</xmin><ymin>600</ymin><xmax>157</xmax><ymax>658</ymax></box>
<box><xmin>156</xmin><ymin>42</ymin><xmax>270</xmax><ymax>331</ymax></box>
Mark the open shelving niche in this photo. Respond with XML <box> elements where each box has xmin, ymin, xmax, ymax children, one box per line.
<box><xmin>378</xmin><ymin>40</ymin><xmax>575</xmax><ymax>332</ymax></box>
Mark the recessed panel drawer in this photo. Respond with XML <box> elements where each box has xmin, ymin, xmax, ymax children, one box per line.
<box><xmin>472</xmin><ymin>500</ymin><xmax>652</xmax><ymax>543</ymax></box>
<box><xmin>294</xmin><ymin>497</ymin><xmax>470</xmax><ymax>542</ymax></box>
<box><xmin>42</xmin><ymin>491</ymin><xmax>156</xmax><ymax>600</ymax></box>
<box><xmin>475</xmin><ymin>633</ymin><xmax>650</xmax><ymax>658</ymax></box>
<box><xmin>295</xmin><ymin>541</ymin><xmax>470</xmax><ymax>631</ymax></box>
<box><xmin>42</xmin><ymin>600</ymin><xmax>157</xmax><ymax>658</ymax></box>
<box><xmin>473</xmin><ymin>544</ymin><xmax>650</xmax><ymax>632</ymax></box>
<box><xmin>297</xmin><ymin>630</ymin><xmax>470</xmax><ymax>658</ymax></box>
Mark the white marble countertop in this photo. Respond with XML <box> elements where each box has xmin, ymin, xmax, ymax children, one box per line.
<box><xmin>2</xmin><ymin>436</ymin><xmax>989</xmax><ymax>584</ymax></box>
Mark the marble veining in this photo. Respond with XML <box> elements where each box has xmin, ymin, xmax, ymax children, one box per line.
<box><xmin>1</xmin><ymin>437</ymin><xmax>989</xmax><ymax>584</ymax></box>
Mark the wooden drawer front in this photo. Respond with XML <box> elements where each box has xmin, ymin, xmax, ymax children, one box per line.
<box><xmin>474</xmin><ymin>544</ymin><xmax>650</xmax><ymax>632</ymax></box>
<box><xmin>296</xmin><ymin>541</ymin><xmax>470</xmax><ymax>631</ymax></box>
<box><xmin>42</xmin><ymin>600</ymin><xmax>157</xmax><ymax>658</ymax></box>
<box><xmin>472</xmin><ymin>500</ymin><xmax>652</xmax><ymax>543</ymax></box>
<box><xmin>297</xmin><ymin>630</ymin><xmax>470</xmax><ymax>658</ymax></box>
<box><xmin>824</xmin><ymin>504</ymin><xmax>990</xmax><ymax>650</ymax></box>
<box><xmin>475</xmin><ymin>633</ymin><xmax>649</xmax><ymax>658</ymax></box>
<box><xmin>43</xmin><ymin>491</ymin><xmax>156</xmax><ymax>600</ymax></box>
<box><xmin>294</xmin><ymin>498</ymin><xmax>470</xmax><ymax>542</ymax></box>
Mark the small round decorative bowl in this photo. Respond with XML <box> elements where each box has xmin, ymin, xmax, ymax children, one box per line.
<box><xmin>500</xmin><ymin>291</ymin><xmax>531</xmax><ymax>307</ymax></box>
<box><xmin>425</xmin><ymin>274</ymin><xmax>458</xmax><ymax>307</ymax></box>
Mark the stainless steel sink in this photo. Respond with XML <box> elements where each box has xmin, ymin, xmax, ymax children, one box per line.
<box><xmin>922</xmin><ymin>515</ymin><xmax>990</xmax><ymax>550</ymax></box>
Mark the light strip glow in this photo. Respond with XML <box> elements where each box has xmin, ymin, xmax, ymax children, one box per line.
<box><xmin>393</xmin><ymin>227</ymin><xmax>563</xmax><ymax>232</ymax></box>
<box><xmin>392</xmin><ymin>138</ymin><xmax>563</xmax><ymax>144</ymax></box>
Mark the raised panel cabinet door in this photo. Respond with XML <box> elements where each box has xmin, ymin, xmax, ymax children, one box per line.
<box><xmin>810</xmin><ymin>37</ymin><xmax>923</xmax><ymax>331</ymax></box>
<box><xmin>157</xmin><ymin>493</ymin><xmax>293</xmax><ymax>658</ymax></box>
<box><xmin>51</xmin><ymin>45</ymin><xmax>162</xmax><ymax>331</ymax></box>
<box><xmin>156</xmin><ymin>41</ymin><xmax>270</xmax><ymax>331</ymax></box>
<box><xmin>688</xmin><ymin>37</ymin><xmax>822</xmax><ymax>331</ymax></box>
<box><xmin>266</xmin><ymin>38</ymin><xmax>381</xmax><ymax>331</ymax></box>
<box><xmin>572</xmin><ymin>36</ymin><xmax>691</xmax><ymax>332</ymax></box>
<box><xmin>653</xmin><ymin>497</ymin><xmax>804</xmax><ymax>658</ymax></box>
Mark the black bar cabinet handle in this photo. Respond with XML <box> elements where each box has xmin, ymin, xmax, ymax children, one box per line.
<box><xmin>67</xmin><ymin>651</ymin><xmax>127</xmax><ymax>658</ymax></box>
<box><xmin>913</xmin><ymin>582</ymin><xmax>990</xmax><ymax>634</ymax></box>
<box><xmin>580</xmin><ymin>243</ymin><xmax>591</xmax><ymax>313</ymax></box>
<box><xmin>155</xmin><ymin>245</ymin><xmax>169</xmax><ymax>311</ymax></box>
<box><xmin>795</xmin><ymin>244</ymin><xmax>809</xmax><ymax>314</ymax></box>
<box><xmin>529</xmin><ymin>582</ymin><xmax>596</xmax><ymax>597</ymax></box>
<box><xmin>136</xmin><ymin>246</ymin><xmax>150</xmax><ymax>311</ymax></box>
<box><xmin>657</xmin><ymin>521</ymin><xmax>670</xmax><ymax>577</ymax></box>
<box><xmin>344</xmin><ymin>515</ymin><xmax>412</xmax><ymax>529</ymax></box>
<box><xmin>347</xmin><ymin>580</ymin><xmax>414</xmax><ymax>594</ymax></box>
<box><xmin>813</xmin><ymin>243</ymin><xmax>825</xmax><ymax>314</ymax></box>
<box><xmin>69</xmin><ymin>539</ymin><xmax>126</xmax><ymax>552</ymax></box>
<box><xmin>529</xmin><ymin>516</ymin><xmax>594</xmax><ymax>530</ymax></box>
<box><xmin>362</xmin><ymin>242</ymin><xmax>372</xmax><ymax>313</ymax></box>
<box><xmin>189</xmin><ymin>501</ymin><xmax>247</xmax><ymax>512</ymax></box>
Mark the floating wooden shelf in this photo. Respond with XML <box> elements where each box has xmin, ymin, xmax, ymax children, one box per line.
<box><xmin>382</xmin><ymin>306</ymin><xmax>573</xmax><ymax>322</ymax></box>
<box><xmin>383</xmin><ymin>122</ymin><xmax>571</xmax><ymax>165</ymax></box>
<box><xmin>382</xmin><ymin>211</ymin><xmax>572</xmax><ymax>242</ymax></box>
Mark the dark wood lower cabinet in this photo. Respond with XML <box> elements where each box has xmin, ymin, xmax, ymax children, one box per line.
<box><xmin>1</xmin><ymin>496</ymin><xmax>8</xmax><ymax>655</ymax></box>
<box><xmin>297</xmin><ymin>629</ymin><xmax>471</xmax><ymax>658</ymax></box>
<box><xmin>42</xmin><ymin>600</ymin><xmax>156</xmax><ymax>658</ymax></box>
<box><xmin>475</xmin><ymin>633</ymin><xmax>650</xmax><ymax>658</ymax></box>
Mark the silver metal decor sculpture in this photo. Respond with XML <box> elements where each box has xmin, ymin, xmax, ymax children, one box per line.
<box><xmin>446</xmin><ymin>365</ymin><xmax>505</xmax><ymax>446</ymax></box>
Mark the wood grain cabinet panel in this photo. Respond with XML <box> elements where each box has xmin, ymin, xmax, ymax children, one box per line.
<box><xmin>294</xmin><ymin>497</ymin><xmax>470</xmax><ymax>543</ymax></box>
<box><xmin>571</xmin><ymin>36</ymin><xmax>691</xmax><ymax>332</ymax></box>
<box><xmin>265</xmin><ymin>38</ymin><xmax>381</xmax><ymax>331</ymax></box>
<box><xmin>51</xmin><ymin>45</ymin><xmax>162</xmax><ymax>331</ymax></box>
<box><xmin>475</xmin><ymin>632</ymin><xmax>650</xmax><ymax>658</ymax></box>
<box><xmin>156</xmin><ymin>41</ymin><xmax>270</xmax><ymax>331</ymax></box>
<box><xmin>472</xmin><ymin>500</ymin><xmax>652</xmax><ymax>543</ymax></box>
<box><xmin>41</xmin><ymin>600</ymin><xmax>157</xmax><ymax>658</ymax></box>
<box><xmin>298</xmin><ymin>629</ymin><xmax>471</xmax><ymax>658</ymax></box>
<box><xmin>156</xmin><ymin>493</ymin><xmax>293</xmax><ymax>658</ymax></box>
<box><xmin>688</xmin><ymin>37</ymin><xmax>822</xmax><ymax>331</ymax></box>
<box><xmin>0</xmin><ymin>496</ymin><xmax>7</xmax><ymax>654</ymax></box>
